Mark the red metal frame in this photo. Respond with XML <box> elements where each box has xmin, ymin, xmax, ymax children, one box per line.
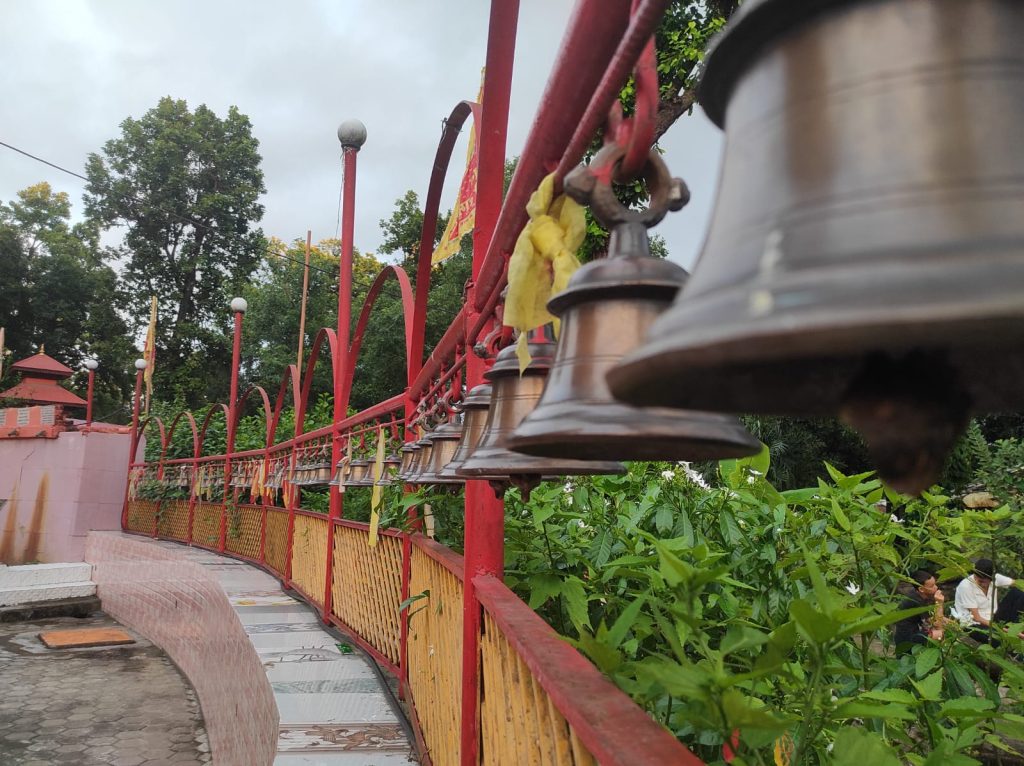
<box><xmin>121</xmin><ymin>4</ymin><xmax>708</xmax><ymax>764</ymax></box>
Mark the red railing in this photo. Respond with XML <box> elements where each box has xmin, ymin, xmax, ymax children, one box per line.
<box><xmin>123</xmin><ymin>2</ymin><xmax>703</xmax><ymax>764</ymax></box>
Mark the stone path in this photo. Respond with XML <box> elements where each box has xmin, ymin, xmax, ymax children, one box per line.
<box><xmin>0</xmin><ymin>612</ymin><xmax>210</xmax><ymax>765</ymax></box>
<box><xmin>144</xmin><ymin>540</ymin><xmax>416</xmax><ymax>765</ymax></box>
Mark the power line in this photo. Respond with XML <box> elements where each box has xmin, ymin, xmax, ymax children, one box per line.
<box><xmin>0</xmin><ymin>138</ymin><xmax>340</xmax><ymax>277</ymax></box>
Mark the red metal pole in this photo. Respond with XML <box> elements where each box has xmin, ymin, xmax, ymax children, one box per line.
<box><xmin>325</xmin><ymin>120</ymin><xmax>366</xmax><ymax>622</ymax></box>
<box><xmin>85</xmin><ymin>364</ymin><xmax>96</xmax><ymax>426</ymax></box>
<box><xmin>122</xmin><ymin>362</ymin><xmax>146</xmax><ymax>529</ymax></box>
<box><xmin>220</xmin><ymin>303</ymin><xmax>246</xmax><ymax>552</ymax></box>
<box><xmin>460</xmin><ymin>2</ymin><xmax>519</xmax><ymax>763</ymax></box>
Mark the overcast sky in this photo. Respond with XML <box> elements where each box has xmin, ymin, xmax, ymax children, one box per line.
<box><xmin>0</xmin><ymin>0</ymin><xmax>724</xmax><ymax>275</ymax></box>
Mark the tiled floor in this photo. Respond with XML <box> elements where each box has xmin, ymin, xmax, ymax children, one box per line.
<box><xmin>0</xmin><ymin>612</ymin><xmax>211</xmax><ymax>765</ymax></box>
<box><xmin>146</xmin><ymin>542</ymin><xmax>417</xmax><ymax>765</ymax></box>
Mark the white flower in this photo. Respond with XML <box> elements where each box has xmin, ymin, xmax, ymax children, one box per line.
<box><xmin>678</xmin><ymin>461</ymin><xmax>711</xmax><ymax>490</ymax></box>
<box><xmin>661</xmin><ymin>469</ymin><xmax>675</xmax><ymax>480</ymax></box>
<box><xmin>890</xmin><ymin>514</ymin><xmax>904</xmax><ymax>524</ymax></box>
<box><xmin>845</xmin><ymin>582</ymin><xmax>861</xmax><ymax>596</ymax></box>
<box><xmin>563</xmin><ymin>482</ymin><xmax>573</xmax><ymax>494</ymax></box>
<box><xmin>827</xmin><ymin>742</ymin><xmax>834</xmax><ymax>753</ymax></box>
<box><xmin>738</xmin><ymin>519</ymin><xmax>748</xmax><ymax>529</ymax></box>
<box><xmin>746</xmin><ymin>474</ymin><xmax>756</xmax><ymax>484</ymax></box>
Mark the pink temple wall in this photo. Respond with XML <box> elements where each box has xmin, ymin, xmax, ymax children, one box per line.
<box><xmin>0</xmin><ymin>430</ymin><xmax>139</xmax><ymax>564</ymax></box>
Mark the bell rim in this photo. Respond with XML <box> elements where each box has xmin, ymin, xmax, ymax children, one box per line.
<box><xmin>456</xmin><ymin>448</ymin><xmax>625</xmax><ymax>477</ymax></box>
<box><xmin>508</xmin><ymin>401</ymin><xmax>761</xmax><ymax>461</ymax></box>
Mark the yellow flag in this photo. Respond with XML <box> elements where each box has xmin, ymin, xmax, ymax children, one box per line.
<box><xmin>503</xmin><ymin>173</ymin><xmax>584</xmax><ymax>371</ymax></box>
<box><xmin>192</xmin><ymin>464</ymin><xmax>201</xmax><ymax>498</ymax></box>
<box><xmin>0</xmin><ymin>327</ymin><xmax>5</xmax><ymax>380</ymax></box>
<box><xmin>368</xmin><ymin>428</ymin><xmax>386</xmax><ymax>547</ymax></box>
<box><xmin>142</xmin><ymin>296</ymin><xmax>157</xmax><ymax>413</ymax></box>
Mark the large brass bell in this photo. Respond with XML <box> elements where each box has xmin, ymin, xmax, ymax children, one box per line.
<box><xmin>397</xmin><ymin>443</ymin><xmax>417</xmax><ymax>482</ymax></box>
<box><xmin>609</xmin><ymin>0</ymin><xmax>1024</xmax><ymax>494</ymax></box>
<box><xmin>457</xmin><ymin>341</ymin><xmax>625</xmax><ymax>493</ymax></box>
<box><xmin>419</xmin><ymin>419</ymin><xmax>464</xmax><ymax>485</ymax></box>
<box><xmin>435</xmin><ymin>384</ymin><xmax>496</xmax><ymax>482</ymax></box>
<box><xmin>509</xmin><ymin>147</ymin><xmax>761</xmax><ymax>462</ymax></box>
<box><xmin>374</xmin><ymin>454</ymin><xmax>402</xmax><ymax>486</ymax></box>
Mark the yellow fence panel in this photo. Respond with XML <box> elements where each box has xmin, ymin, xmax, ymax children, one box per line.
<box><xmin>264</xmin><ymin>508</ymin><xmax>289</xmax><ymax>575</ymax></box>
<box><xmin>192</xmin><ymin>501</ymin><xmax>222</xmax><ymax>548</ymax></box>
<box><xmin>481</xmin><ymin>610</ymin><xmax>595</xmax><ymax>766</ymax></box>
<box><xmin>407</xmin><ymin>540</ymin><xmax>463</xmax><ymax>766</ymax></box>
<box><xmin>291</xmin><ymin>513</ymin><xmax>329</xmax><ymax>607</ymax></box>
<box><xmin>225</xmin><ymin>505</ymin><xmax>263</xmax><ymax>560</ymax></box>
<box><xmin>156</xmin><ymin>500</ymin><xmax>191</xmax><ymax>541</ymax></box>
<box><xmin>126</xmin><ymin>500</ymin><xmax>157</xmax><ymax>534</ymax></box>
<box><xmin>331</xmin><ymin>524</ymin><xmax>403</xmax><ymax>666</ymax></box>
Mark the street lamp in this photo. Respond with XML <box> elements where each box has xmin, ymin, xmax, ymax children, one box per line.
<box><xmin>84</xmin><ymin>358</ymin><xmax>98</xmax><ymax>426</ymax></box>
<box><xmin>221</xmin><ymin>297</ymin><xmax>247</xmax><ymax>551</ymax></box>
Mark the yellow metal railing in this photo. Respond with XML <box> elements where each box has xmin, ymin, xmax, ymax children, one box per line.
<box><xmin>126</xmin><ymin>499</ymin><xmax>157</xmax><ymax>534</ymax></box>
<box><xmin>264</xmin><ymin>508</ymin><xmax>290</xmax><ymax>575</ymax></box>
<box><xmin>481</xmin><ymin>609</ymin><xmax>596</xmax><ymax>766</ymax></box>
<box><xmin>331</xmin><ymin>524</ymin><xmax>404</xmax><ymax>665</ymax></box>
<box><xmin>225</xmin><ymin>504</ymin><xmax>263</xmax><ymax>560</ymax></box>
<box><xmin>407</xmin><ymin>539</ymin><xmax>464</xmax><ymax>766</ymax></box>
<box><xmin>157</xmin><ymin>499</ymin><xmax>191</xmax><ymax>541</ymax></box>
<box><xmin>191</xmin><ymin>501</ymin><xmax>222</xmax><ymax>548</ymax></box>
<box><xmin>290</xmin><ymin>512</ymin><xmax>329</xmax><ymax>607</ymax></box>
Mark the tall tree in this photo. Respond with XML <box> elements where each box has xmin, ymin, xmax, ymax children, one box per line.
<box><xmin>0</xmin><ymin>183</ymin><xmax>133</xmax><ymax>418</ymax></box>
<box><xmin>83</xmin><ymin>97</ymin><xmax>266</xmax><ymax>406</ymax></box>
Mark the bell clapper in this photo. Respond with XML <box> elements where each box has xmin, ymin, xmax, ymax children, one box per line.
<box><xmin>839</xmin><ymin>352</ymin><xmax>971</xmax><ymax>495</ymax></box>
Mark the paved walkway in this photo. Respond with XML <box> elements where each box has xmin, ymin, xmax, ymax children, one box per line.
<box><xmin>144</xmin><ymin>541</ymin><xmax>416</xmax><ymax>765</ymax></box>
<box><xmin>0</xmin><ymin>612</ymin><xmax>211</xmax><ymax>765</ymax></box>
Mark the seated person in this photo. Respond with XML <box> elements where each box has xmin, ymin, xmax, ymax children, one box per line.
<box><xmin>954</xmin><ymin>558</ymin><xmax>1016</xmax><ymax>642</ymax></box>
<box><xmin>893</xmin><ymin>569</ymin><xmax>946</xmax><ymax>653</ymax></box>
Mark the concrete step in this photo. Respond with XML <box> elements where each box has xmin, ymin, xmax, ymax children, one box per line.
<box><xmin>0</xmin><ymin>562</ymin><xmax>93</xmax><ymax>589</ymax></box>
<box><xmin>0</xmin><ymin>581</ymin><xmax>97</xmax><ymax>607</ymax></box>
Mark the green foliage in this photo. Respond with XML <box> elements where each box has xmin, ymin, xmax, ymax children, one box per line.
<box><xmin>494</xmin><ymin>457</ymin><xmax>1024</xmax><ymax>764</ymax></box>
<box><xmin>978</xmin><ymin>438</ymin><xmax>1024</xmax><ymax>511</ymax></box>
<box><xmin>84</xmin><ymin>96</ymin><xmax>266</xmax><ymax>408</ymax></box>
<box><xmin>0</xmin><ymin>183</ymin><xmax>133</xmax><ymax>419</ymax></box>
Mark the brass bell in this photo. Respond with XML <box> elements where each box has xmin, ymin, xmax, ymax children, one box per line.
<box><xmin>609</xmin><ymin>0</ymin><xmax>1024</xmax><ymax>493</ymax></box>
<box><xmin>457</xmin><ymin>341</ymin><xmax>625</xmax><ymax>491</ymax></box>
<box><xmin>406</xmin><ymin>438</ymin><xmax>434</xmax><ymax>485</ymax></box>
<box><xmin>509</xmin><ymin>150</ymin><xmax>761</xmax><ymax>462</ymax></box>
<box><xmin>374</xmin><ymin>454</ymin><xmax>402</xmax><ymax>487</ymax></box>
<box><xmin>397</xmin><ymin>442</ymin><xmax>418</xmax><ymax>482</ymax></box>
<box><xmin>345</xmin><ymin>458</ymin><xmax>371</xmax><ymax>487</ymax></box>
<box><xmin>419</xmin><ymin>419</ymin><xmax>464</xmax><ymax>485</ymax></box>
<box><xmin>435</xmin><ymin>384</ymin><xmax>498</xmax><ymax>482</ymax></box>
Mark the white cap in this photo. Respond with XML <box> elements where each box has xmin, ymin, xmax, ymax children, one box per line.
<box><xmin>134</xmin><ymin>358</ymin><xmax>148</xmax><ymax>371</ymax></box>
<box><xmin>230</xmin><ymin>297</ymin><xmax>248</xmax><ymax>314</ymax></box>
<box><xmin>84</xmin><ymin>359</ymin><xmax>99</xmax><ymax>371</ymax></box>
<box><xmin>337</xmin><ymin>119</ymin><xmax>367</xmax><ymax>150</ymax></box>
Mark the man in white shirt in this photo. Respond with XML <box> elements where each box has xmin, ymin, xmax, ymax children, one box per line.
<box><xmin>954</xmin><ymin>558</ymin><xmax>1016</xmax><ymax>641</ymax></box>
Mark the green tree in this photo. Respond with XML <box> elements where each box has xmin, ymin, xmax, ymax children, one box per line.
<box><xmin>0</xmin><ymin>182</ymin><xmax>133</xmax><ymax>418</ymax></box>
<box><xmin>84</xmin><ymin>97</ymin><xmax>266</xmax><ymax>407</ymax></box>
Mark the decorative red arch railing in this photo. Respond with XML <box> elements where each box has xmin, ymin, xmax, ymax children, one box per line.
<box><xmin>123</xmin><ymin>2</ymin><xmax>701</xmax><ymax>764</ymax></box>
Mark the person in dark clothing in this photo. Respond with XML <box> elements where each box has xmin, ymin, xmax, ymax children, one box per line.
<box><xmin>995</xmin><ymin>585</ymin><xmax>1024</xmax><ymax>625</ymax></box>
<box><xmin>893</xmin><ymin>569</ymin><xmax>946</xmax><ymax>654</ymax></box>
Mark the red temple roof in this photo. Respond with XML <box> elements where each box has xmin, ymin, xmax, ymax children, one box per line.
<box><xmin>10</xmin><ymin>352</ymin><xmax>74</xmax><ymax>380</ymax></box>
<box><xmin>0</xmin><ymin>378</ymin><xmax>87</xmax><ymax>407</ymax></box>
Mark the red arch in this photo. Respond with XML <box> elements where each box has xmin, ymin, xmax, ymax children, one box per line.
<box><xmin>344</xmin><ymin>264</ymin><xmax>416</xmax><ymax>409</ymax></box>
<box><xmin>160</xmin><ymin>411</ymin><xmax>200</xmax><ymax>461</ymax></box>
<box><xmin>198</xmin><ymin>404</ymin><xmax>231</xmax><ymax>457</ymax></box>
<box><xmin>297</xmin><ymin>327</ymin><xmax>339</xmax><ymax>433</ymax></box>
<box><xmin>269</xmin><ymin>364</ymin><xmax>303</xmax><ymax>443</ymax></box>
<box><xmin>234</xmin><ymin>385</ymin><xmax>274</xmax><ymax>449</ymax></box>
<box><xmin>136</xmin><ymin>416</ymin><xmax>167</xmax><ymax>458</ymax></box>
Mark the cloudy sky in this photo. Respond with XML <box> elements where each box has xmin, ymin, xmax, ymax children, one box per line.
<box><xmin>1</xmin><ymin>0</ymin><xmax>724</xmax><ymax>273</ymax></box>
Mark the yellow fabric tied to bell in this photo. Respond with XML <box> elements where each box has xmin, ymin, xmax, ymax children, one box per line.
<box><xmin>504</xmin><ymin>172</ymin><xmax>584</xmax><ymax>372</ymax></box>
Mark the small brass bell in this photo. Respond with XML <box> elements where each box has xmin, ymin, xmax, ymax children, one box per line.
<box><xmin>374</xmin><ymin>454</ymin><xmax>402</xmax><ymax>487</ymax></box>
<box><xmin>457</xmin><ymin>341</ymin><xmax>625</xmax><ymax>492</ymax></box>
<box><xmin>435</xmin><ymin>384</ymin><xmax>498</xmax><ymax>482</ymax></box>
<box><xmin>345</xmin><ymin>459</ymin><xmax>371</xmax><ymax>487</ymax></box>
<box><xmin>420</xmin><ymin>419</ymin><xmax>464</xmax><ymax>485</ymax></box>
<box><xmin>397</xmin><ymin>442</ymin><xmax>419</xmax><ymax>482</ymax></box>
<box><xmin>509</xmin><ymin>148</ymin><xmax>761</xmax><ymax>462</ymax></box>
<box><xmin>406</xmin><ymin>438</ymin><xmax>434</xmax><ymax>485</ymax></box>
<box><xmin>609</xmin><ymin>0</ymin><xmax>1024</xmax><ymax>493</ymax></box>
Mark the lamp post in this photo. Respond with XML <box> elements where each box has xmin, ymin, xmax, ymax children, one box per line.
<box><xmin>84</xmin><ymin>358</ymin><xmax>98</xmax><ymax>427</ymax></box>
<box><xmin>324</xmin><ymin>119</ymin><xmax>366</xmax><ymax>619</ymax></box>
<box><xmin>123</xmin><ymin>357</ymin><xmax>147</xmax><ymax>529</ymax></box>
<box><xmin>220</xmin><ymin>297</ymin><xmax>248</xmax><ymax>552</ymax></box>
